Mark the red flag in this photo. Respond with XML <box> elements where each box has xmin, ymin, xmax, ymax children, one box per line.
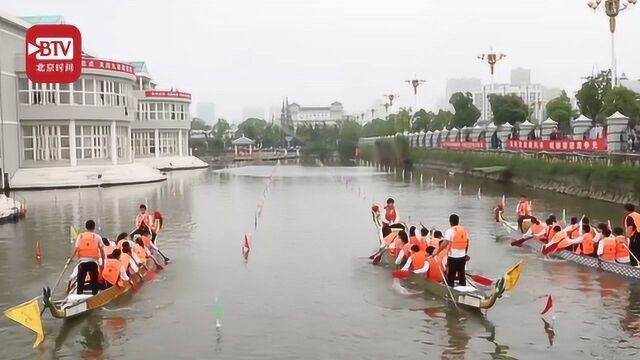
<box><xmin>540</xmin><ymin>295</ymin><xmax>553</xmax><ymax>315</ymax></box>
<box><xmin>242</xmin><ymin>234</ymin><xmax>251</xmax><ymax>255</ymax></box>
<box><xmin>35</xmin><ymin>241</ymin><xmax>42</xmax><ymax>262</ymax></box>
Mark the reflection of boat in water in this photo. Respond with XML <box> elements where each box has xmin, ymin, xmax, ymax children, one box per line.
<box><xmin>53</xmin><ymin>313</ymin><xmax>104</xmax><ymax>358</ymax></box>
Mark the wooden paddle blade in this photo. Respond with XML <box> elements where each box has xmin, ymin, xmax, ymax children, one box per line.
<box><xmin>372</xmin><ymin>253</ymin><xmax>383</xmax><ymax>265</ymax></box>
<box><xmin>144</xmin><ymin>270</ymin><xmax>157</xmax><ymax>281</ymax></box>
<box><xmin>469</xmin><ymin>274</ymin><xmax>493</xmax><ymax>286</ymax></box>
<box><xmin>155</xmin><ymin>263</ymin><xmax>164</xmax><ymax>271</ymax></box>
<box><xmin>510</xmin><ymin>238</ymin><xmax>527</xmax><ymax>247</ymax></box>
<box><xmin>542</xmin><ymin>242</ymin><xmax>559</xmax><ymax>256</ymax></box>
<box><xmin>392</xmin><ymin>270</ymin><xmax>411</xmax><ymax>279</ymax></box>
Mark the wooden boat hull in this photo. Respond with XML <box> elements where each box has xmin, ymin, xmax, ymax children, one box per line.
<box><xmin>495</xmin><ymin>217</ymin><xmax>640</xmax><ymax>280</ymax></box>
<box><xmin>378</xmin><ymin>252</ymin><xmax>504</xmax><ymax>311</ymax></box>
<box><xmin>42</xmin><ymin>259</ymin><xmax>156</xmax><ymax>319</ymax></box>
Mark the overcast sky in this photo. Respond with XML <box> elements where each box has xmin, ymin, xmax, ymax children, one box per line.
<box><xmin>4</xmin><ymin>0</ymin><xmax>640</xmax><ymax>122</ymax></box>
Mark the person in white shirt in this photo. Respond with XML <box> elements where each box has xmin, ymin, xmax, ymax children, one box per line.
<box><xmin>434</xmin><ymin>214</ymin><xmax>469</xmax><ymax>287</ymax></box>
<box><xmin>68</xmin><ymin>220</ymin><xmax>105</xmax><ymax>295</ymax></box>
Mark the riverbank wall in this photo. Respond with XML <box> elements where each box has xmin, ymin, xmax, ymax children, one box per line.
<box><xmin>359</xmin><ymin>138</ymin><xmax>640</xmax><ymax>205</ymax></box>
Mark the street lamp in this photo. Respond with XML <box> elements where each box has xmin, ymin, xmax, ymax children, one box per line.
<box><xmin>370</xmin><ymin>108</ymin><xmax>375</xmax><ymax>121</ymax></box>
<box><xmin>383</xmin><ymin>103</ymin><xmax>390</xmax><ymax>113</ymax></box>
<box><xmin>478</xmin><ymin>49</ymin><xmax>507</xmax><ymax>89</ymax></box>
<box><xmin>384</xmin><ymin>94</ymin><xmax>398</xmax><ymax>107</ymax></box>
<box><xmin>587</xmin><ymin>0</ymin><xmax>636</xmax><ymax>87</ymax></box>
<box><xmin>405</xmin><ymin>79</ymin><xmax>426</xmax><ymax>112</ymax></box>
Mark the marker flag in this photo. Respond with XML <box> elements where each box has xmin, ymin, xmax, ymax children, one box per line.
<box><xmin>3</xmin><ymin>297</ymin><xmax>45</xmax><ymax>348</ymax></box>
<box><xmin>35</xmin><ymin>241</ymin><xmax>42</xmax><ymax>262</ymax></box>
<box><xmin>242</xmin><ymin>234</ymin><xmax>251</xmax><ymax>255</ymax></box>
<box><xmin>562</xmin><ymin>208</ymin><xmax>567</xmax><ymax>226</ymax></box>
<box><xmin>444</xmin><ymin>179</ymin><xmax>447</xmax><ymax>189</ymax></box>
<box><xmin>540</xmin><ymin>295</ymin><xmax>553</xmax><ymax>315</ymax></box>
<box><xmin>69</xmin><ymin>225</ymin><xmax>78</xmax><ymax>243</ymax></box>
<box><xmin>215</xmin><ymin>297</ymin><xmax>222</xmax><ymax>328</ymax></box>
<box><xmin>458</xmin><ymin>184</ymin><xmax>462</xmax><ymax>195</ymax></box>
<box><xmin>477</xmin><ymin>187</ymin><xmax>482</xmax><ymax>200</ymax></box>
<box><xmin>501</xmin><ymin>194</ymin><xmax>506</xmax><ymax>207</ymax></box>
<box><xmin>430</xmin><ymin>176</ymin><xmax>434</xmax><ymax>185</ymax></box>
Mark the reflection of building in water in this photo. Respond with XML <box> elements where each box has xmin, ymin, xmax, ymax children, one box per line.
<box><xmin>287</xmin><ymin>101</ymin><xmax>345</xmax><ymax>128</ymax></box>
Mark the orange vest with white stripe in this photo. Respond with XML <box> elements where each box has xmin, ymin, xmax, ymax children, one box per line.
<box><xmin>77</xmin><ymin>232</ymin><xmax>100</xmax><ymax>258</ymax></box>
<box><xmin>102</xmin><ymin>259</ymin><xmax>124</xmax><ymax>287</ymax></box>
<box><xmin>450</xmin><ymin>226</ymin><xmax>468</xmax><ymax>250</ymax></box>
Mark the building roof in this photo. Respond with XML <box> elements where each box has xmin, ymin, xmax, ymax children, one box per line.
<box><xmin>232</xmin><ymin>136</ymin><xmax>255</xmax><ymax>145</ymax></box>
<box><xmin>20</xmin><ymin>15</ymin><xmax>65</xmax><ymax>24</ymax></box>
<box><xmin>128</xmin><ymin>61</ymin><xmax>148</xmax><ymax>73</ymax></box>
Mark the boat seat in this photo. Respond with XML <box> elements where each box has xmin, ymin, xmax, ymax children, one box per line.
<box><xmin>453</xmin><ymin>285</ymin><xmax>477</xmax><ymax>293</ymax></box>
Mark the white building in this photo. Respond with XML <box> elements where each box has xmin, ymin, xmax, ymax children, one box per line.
<box><xmin>288</xmin><ymin>101</ymin><xmax>344</xmax><ymax>128</ymax></box>
<box><xmin>0</xmin><ymin>13</ymin><xmax>204</xmax><ymax>190</ymax></box>
<box><xmin>472</xmin><ymin>84</ymin><xmax>545</xmax><ymax>124</ymax></box>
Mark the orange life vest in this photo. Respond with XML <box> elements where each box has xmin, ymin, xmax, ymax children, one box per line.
<box><xmin>77</xmin><ymin>232</ymin><xmax>100</xmax><ymax>258</ymax></box>
<box><xmin>567</xmin><ymin>224</ymin><xmax>579</xmax><ymax>239</ymax></box>
<box><xmin>429</xmin><ymin>237</ymin><xmax>440</xmax><ymax>249</ymax></box>
<box><xmin>576</xmin><ymin>233</ymin><xmax>595</xmax><ymax>255</ymax></box>
<box><xmin>450</xmin><ymin>226</ymin><xmax>469</xmax><ymax>250</ymax></box>
<box><xmin>120</xmin><ymin>252</ymin><xmax>133</xmax><ymax>272</ymax></box>
<box><xmin>401</xmin><ymin>243</ymin><xmax>412</xmax><ymax>258</ymax></box>
<box><xmin>389</xmin><ymin>237</ymin><xmax>404</xmax><ymax>258</ymax></box>
<box><xmin>543</xmin><ymin>226</ymin><xmax>558</xmax><ymax>243</ymax></box>
<box><xmin>553</xmin><ymin>232</ymin><xmax>571</xmax><ymax>250</ymax></box>
<box><xmin>517</xmin><ymin>201</ymin><xmax>531</xmax><ymax>217</ymax></box>
<box><xmin>409</xmin><ymin>251</ymin><xmax>426</xmax><ymax>271</ymax></box>
<box><xmin>615</xmin><ymin>235</ymin><xmax>630</xmax><ymax>259</ymax></box>
<box><xmin>103</xmin><ymin>245</ymin><xmax>115</xmax><ymax>257</ymax></box>
<box><xmin>600</xmin><ymin>237</ymin><xmax>617</xmax><ymax>261</ymax></box>
<box><xmin>136</xmin><ymin>213</ymin><xmax>154</xmax><ymax>231</ymax></box>
<box><xmin>102</xmin><ymin>258</ymin><xmax>124</xmax><ymax>287</ymax></box>
<box><xmin>384</xmin><ymin>206</ymin><xmax>397</xmax><ymax>223</ymax></box>
<box><xmin>426</xmin><ymin>256</ymin><xmax>444</xmax><ymax>283</ymax></box>
<box><xmin>530</xmin><ymin>223</ymin><xmax>545</xmax><ymax>236</ymax></box>
<box><xmin>140</xmin><ymin>235</ymin><xmax>152</xmax><ymax>249</ymax></box>
<box><xmin>416</xmin><ymin>237</ymin><xmax>428</xmax><ymax>252</ymax></box>
<box><xmin>625</xmin><ymin>212</ymin><xmax>640</xmax><ymax>236</ymax></box>
<box><xmin>117</xmin><ymin>239</ymin><xmax>129</xmax><ymax>249</ymax></box>
<box><xmin>133</xmin><ymin>244</ymin><xmax>147</xmax><ymax>264</ymax></box>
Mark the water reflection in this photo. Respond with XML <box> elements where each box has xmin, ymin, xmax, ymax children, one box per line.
<box><xmin>53</xmin><ymin>313</ymin><xmax>104</xmax><ymax>360</ymax></box>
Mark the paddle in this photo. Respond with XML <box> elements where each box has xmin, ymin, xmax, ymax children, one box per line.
<box><xmin>41</xmin><ymin>258</ymin><xmax>73</xmax><ymax>315</ymax></box>
<box><xmin>467</xmin><ymin>273</ymin><xmax>493</xmax><ymax>286</ymax></box>
<box><xmin>372</xmin><ymin>249</ymin><xmax>385</xmax><ymax>265</ymax></box>
<box><xmin>437</xmin><ymin>260</ymin><xmax>459</xmax><ymax>311</ymax></box>
<box><xmin>510</xmin><ymin>236</ymin><xmax>533</xmax><ymax>247</ymax></box>
<box><xmin>621</xmin><ymin>241</ymin><xmax>640</xmax><ymax>266</ymax></box>
<box><xmin>148</xmin><ymin>254</ymin><xmax>165</xmax><ymax>271</ymax></box>
<box><xmin>392</xmin><ymin>270</ymin><xmax>412</xmax><ymax>279</ymax></box>
<box><xmin>542</xmin><ymin>241</ymin><xmax>559</xmax><ymax>256</ymax></box>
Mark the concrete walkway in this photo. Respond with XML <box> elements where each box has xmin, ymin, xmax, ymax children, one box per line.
<box><xmin>10</xmin><ymin>163</ymin><xmax>166</xmax><ymax>190</ymax></box>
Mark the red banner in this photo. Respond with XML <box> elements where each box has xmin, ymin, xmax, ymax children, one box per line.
<box><xmin>505</xmin><ymin>138</ymin><xmax>607</xmax><ymax>152</ymax></box>
<box><xmin>144</xmin><ymin>90</ymin><xmax>192</xmax><ymax>100</ymax></box>
<box><xmin>82</xmin><ymin>58</ymin><xmax>135</xmax><ymax>75</ymax></box>
<box><xmin>441</xmin><ymin>141</ymin><xmax>486</xmax><ymax>150</ymax></box>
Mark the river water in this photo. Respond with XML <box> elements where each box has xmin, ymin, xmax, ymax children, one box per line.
<box><xmin>0</xmin><ymin>164</ymin><xmax>638</xmax><ymax>359</ymax></box>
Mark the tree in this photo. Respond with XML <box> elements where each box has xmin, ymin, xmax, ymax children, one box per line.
<box><xmin>337</xmin><ymin>120</ymin><xmax>362</xmax><ymax>158</ymax></box>
<box><xmin>208</xmin><ymin>118</ymin><xmax>231</xmax><ymax>150</ymax></box>
<box><xmin>237</xmin><ymin>118</ymin><xmax>268</xmax><ymax>145</ymax></box>
<box><xmin>390</xmin><ymin>109</ymin><xmax>411</xmax><ymax>134</ymax></box>
<box><xmin>545</xmin><ymin>91</ymin><xmax>576</xmax><ymax>130</ymax></box>
<box><xmin>603</xmin><ymin>86</ymin><xmax>640</xmax><ymax>128</ymax></box>
<box><xmin>429</xmin><ymin>110</ymin><xmax>453</xmax><ymax>131</ymax></box>
<box><xmin>411</xmin><ymin>109</ymin><xmax>435</xmax><ymax>132</ymax></box>
<box><xmin>190</xmin><ymin>117</ymin><xmax>211</xmax><ymax>131</ymax></box>
<box><xmin>489</xmin><ymin>94</ymin><xmax>529</xmax><ymax>125</ymax></box>
<box><xmin>449</xmin><ymin>92</ymin><xmax>481</xmax><ymax>129</ymax></box>
<box><xmin>361</xmin><ymin>118</ymin><xmax>395</xmax><ymax>137</ymax></box>
<box><xmin>576</xmin><ymin>70</ymin><xmax>612</xmax><ymax>124</ymax></box>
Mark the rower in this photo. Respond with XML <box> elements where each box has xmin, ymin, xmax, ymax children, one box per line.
<box><xmin>613</xmin><ymin>227</ymin><xmax>631</xmax><ymax>264</ymax></box>
<box><xmin>541</xmin><ymin>218</ymin><xmax>557</xmax><ymax>243</ymax></box>
<box><xmin>434</xmin><ymin>214</ymin><xmax>468</xmax><ymax>287</ymax></box>
<box><xmin>400</xmin><ymin>244</ymin><xmax>428</xmax><ymax>274</ymax></box>
<box><xmin>68</xmin><ymin>220</ymin><xmax>105</xmax><ymax>295</ymax></box>
<box><xmin>382</xmin><ymin>198</ymin><xmax>399</xmax><ymax>227</ymax></box>
<box><xmin>394</xmin><ymin>231</ymin><xmax>410</xmax><ymax>266</ymax></box>
<box><xmin>133</xmin><ymin>238</ymin><xmax>149</xmax><ymax>265</ymax></box>
<box><xmin>523</xmin><ymin>217</ymin><xmax>546</xmax><ymax>239</ymax></box>
<box><xmin>102</xmin><ymin>237</ymin><xmax>116</xmax><ymax>257</ymax></box>
<box><xmin>102</xmin><ymin>249</ymin><xmax>130</xmax><ymax>289</ymax></box>
<box><xmin>120</xmin><ymin>242</ymin><xmax>140</xmax><ymax>274</ymax></box>
<box><xmin>597</xmin><ymin>227</ymin><xmax>616</xmax><ymax>263</ymax></box>
<box><xmin>574</xmin><ymin>224</ymin><xmax>596</xmax><ymax>257</ymax></box>
<box><xmin>418</xmin><ymin>227</ymin><xmax>430</xmax><ymax>252</ymax></box>
<box><xmin>116</xmin><ymin>232</ymin><xmax>132</xmax><ymax>249</ymax></box>
<box><xmin>624</xmin><ymin>204</ymin><xmax>640</xmax><ymax>267</ymax></box>
<box><xmin>131</xmin><ymin>204</ymin><xmax>155</xmax><ymax>237</ymax></box>
<box><xmin>152</xmin><ymin>210</ymin><xmax>164</xmax><ymax>243</ymax></box>
<box><xmin>425</xmin><ymin>246</ymin><xmax>445</xmax><ymax>283</ymax></box>
<box><xmin>516</xmin><ymin>195</ymin><xmax>532</xmax><ymax>232</ymax></box>
<box><xmin>431</xmin><ymin>230</ymin><xmax>444</xmax><ymax>249</ymax></box>
<box><xmin>563</xmin><ymin>217</ymin><xmax>580</xmax><ymax>239</ymax></box>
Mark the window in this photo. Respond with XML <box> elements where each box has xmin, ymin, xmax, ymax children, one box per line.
<box><xmin>18</xmin><ymin>78</ymin><xmax>30</xmax><ymax>104</ymax></box>
<box><xmin>75</xmin><ymin>125</ymin><xmax>111</xmax><ymax>160</ymax></box>
<box><xmin>59</xmin><ymin>83</ymin><xmax>71</xmax><ymax>104</ymax></box>
<box><xmin>22</xmin><ymin>124</ymin><xmax>70</xmax><ymax>162</ymax></box>
<box><xmin>116</xmin><ymin>126</ymin><xmax>129</xmax><ymax>159</ymax></box>
<box><xmin>73</xmin><ymin>79</ymin><xmax>84</xmax><ymax>105</ymax></box>
<box><xmin>132</xmin><ymin>131</ymin><xmax>155</xmax><ymax>157</ymax></box>
<box><xmin>149</xmin><ymin>103</ymin><xmax>157</xmax><ymax>120</ymax></box>
<box><xmin>85</xmin><ymin>79</ymin><xmax>95</xmax><ymax>105</ymax></box>
<box><xmin>44</xmin><ymin>83</ymin><xmax>57</xmax><ymax>104</ymax></box>
<box><xmin>159</xmin><ymin>131</ymin><xmax>179</xmax><ymax>155</ymax></box>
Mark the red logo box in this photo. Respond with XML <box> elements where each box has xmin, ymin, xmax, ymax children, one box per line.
<box><xmin>25</xmin><ymin>24</ymin><xmax>82</xmax><ymax>83</ymax></box>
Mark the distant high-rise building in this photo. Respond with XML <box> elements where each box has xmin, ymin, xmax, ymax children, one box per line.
<box><xmin>444</xmin><ymin>78</ymin><xmax>482</xmax><ymax>110</ymax></box>
<box><xmin>242</xmin><ymin>107</ymin><xmax>265</xmax><ymax>120</ymax></box>
<box><xmin>510</xmin><ymin>68</ymin><xmax>531</xmax><ymax>86</ymax></box>
<box><xmin>196</xmin><ymin>102</ymin><xmax>215</xmax><ymax>124</ymax></box>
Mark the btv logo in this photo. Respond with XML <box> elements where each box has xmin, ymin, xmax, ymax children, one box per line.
<box><xmin>26</xmin><ymin>25</ymin><xmax>82</xmax><ymax>83</ymax></box>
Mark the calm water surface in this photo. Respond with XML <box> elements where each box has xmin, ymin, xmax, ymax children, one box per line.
<box><xmin>0</xmin><ymin>164</ymin><xmax>638</xmax><ymax>359</ymax></box>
